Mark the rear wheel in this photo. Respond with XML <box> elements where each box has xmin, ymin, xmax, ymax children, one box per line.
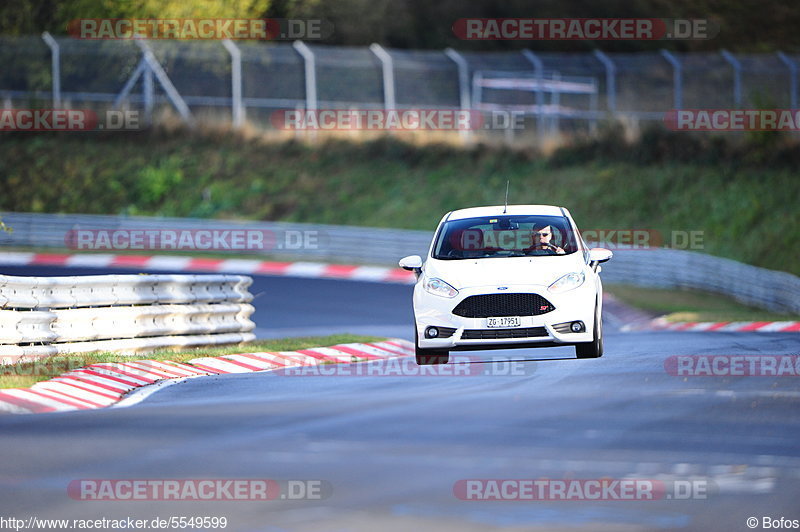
<box><xmin>575</xmin><ymin>305</ymin><xmax>603</xmax><ymax>359</ymax></box>
<box><xmin>415</xmin><ymin>327</ymin><xmax>449</xmax><ymax>365</ymax></box>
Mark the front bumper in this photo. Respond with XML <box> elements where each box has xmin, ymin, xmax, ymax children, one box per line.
<box><xmin>414</xmin><ymin>282</ymin><xmax>597</xmax><ymax>350</ymax></box>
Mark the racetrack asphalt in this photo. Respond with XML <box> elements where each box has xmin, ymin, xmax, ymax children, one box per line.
<box><xmin>1</xmin><ymin>264</ymin><xmax>798</xmax><ymax>531</ymax></box>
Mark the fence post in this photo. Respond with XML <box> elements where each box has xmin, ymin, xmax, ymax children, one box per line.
<box><xmin>444</xmin><ymin>48</ymin><xmax>472</xmax><ymax>141</ymax></box>
<box><xmin>660</xmin><ymin>49</ymin><xmax>683</xmax><ymax>110</ymax></box>
<box><xmin>721</xmin><ymin>49</ymin><xmax>742</xmax><ymax>107</ymax></box>
<box><xmin>293</xmin><ymin>41</ymin><xmax>317</xmax><ymax>112</ymax></box>
<box><xmin>369</xmin><ymin>43</ymin><xmax>396</xmax><ymax>110</ymax></box>
<box><xmin>135</xmin><ymin>40</ymin><xmax>194</xmax><ymax>125</ymax></box>
<box><xmin>471</xmin><ymin>71</ymin><xmax>483</xmax><ymax>110</ymax></box>
<box><xmin>521</xmin><ymin>49</ymin><xmax>546</xmax><ymax>138</ymax></box>
<box><xmin>41</xmin><ymin>32</ymin><xmax>61</xmax><ymax>108</ymax></box>
<box><xmin>143</xmin><ymin>60</ymin><xmax>154</xmax><ymax>125</ymax></box>
<box><xmin>593</xmin><ymin>50</ymin><xmax>616</xmax><ymax>114</ymax></box>
<box><xmin>776</xmin><ymin>51</ymin><xmax>798</xmax><ymax>109</ymax></box>
<box><xmin>222</xmin><ymin>39</ymin><xmax>245</xmax><ymax>128</ymax></box>
<box><xmin>114</xmin><ymin>59</ymin><xmax>146</xmax><ymax>109</ymax></box>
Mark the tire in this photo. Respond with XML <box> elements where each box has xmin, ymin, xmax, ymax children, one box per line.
<box><xmin>575</xmin><ymin>304</ymin><xmax>603</xmax><ymax>359</ymax></box>
<box><xmin>415</xmin><ymin>326</ymin><xmax>449</xmax><ymax>365</ymax></box>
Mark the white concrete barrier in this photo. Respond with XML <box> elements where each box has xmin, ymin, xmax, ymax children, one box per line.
<box><xmin>0</xmin><ymin>274</ymin><xmax>256</xmax><ymax>363</ymax></box>
<box><xmin>0</xmin><ymin>274</ymin><xmax>253</xmax><ymax>309</ymax></box>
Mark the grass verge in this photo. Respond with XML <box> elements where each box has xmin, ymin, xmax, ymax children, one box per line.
<box><xmin>0</xmin><ymin>334</ymin><xmax>386</xmax><ymax>390</ymax></box>
<box><xmin>606</xmin><ymin>284</ymin><xmax>800</xmax><ymax>323</ymax></box>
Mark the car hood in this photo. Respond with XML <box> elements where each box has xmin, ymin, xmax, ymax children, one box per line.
<box><xmin>424</xmin><ymin>254</ymin><xmax>585</xmax><ymax>289</ymax></box>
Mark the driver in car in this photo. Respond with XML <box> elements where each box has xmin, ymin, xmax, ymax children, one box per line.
<box><xmin>530</xmin><ymin>225</ymin><xmax>565</xmax><ymax>254</ymax></box>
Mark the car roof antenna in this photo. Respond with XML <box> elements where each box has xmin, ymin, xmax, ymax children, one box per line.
<box><xmin>503</xmin><ymin>180</ymin><xmax>509</xmax><ymax>213</ymax></box>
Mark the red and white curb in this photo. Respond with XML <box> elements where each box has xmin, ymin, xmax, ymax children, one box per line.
<box><xmin>622</xmin><ymin>318</ymin><xmax>800</xmax><ymax>333</ymax></box>
<box><xmin>0</xmin><ymin>252</ymin><xmax>416</xmax><ymax>284</ymax></box>
<box><xmin>0</xmin><ymin>339</ymin><xmax>414</xmax><ymax>415</ymax></box>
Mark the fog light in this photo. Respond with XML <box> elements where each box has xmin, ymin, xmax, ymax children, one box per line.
<box><xmin>425</xmin><ymin>327</ymin><xmax>439</xmax><ymax>338</ymax></box>
<box><xmin>570</xmin><ymin>321</ymin><xmax>585</xmax><ymax>333</ymax></box>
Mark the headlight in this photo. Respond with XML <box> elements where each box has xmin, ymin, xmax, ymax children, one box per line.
<box><xmin>548</xmin><ymin>272</ymin><xmax>585</xmax><ymax>293</ymax></box>
<box><xmin>424</xmin><ymin>277</ymin><xmax>459</xmax><ymax>298</ymax></box>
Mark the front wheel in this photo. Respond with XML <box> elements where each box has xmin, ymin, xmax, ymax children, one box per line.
<box><xmin>415</xmin><ymin>327</ymin><xmax>449</xmax><ymax>365</ymax></box>
<box><xmin>575</xmin><ymin>305</ymin><xmax>603</xmax><ymax>359</ymax></box>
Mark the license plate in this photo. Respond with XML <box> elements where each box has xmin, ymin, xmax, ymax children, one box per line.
<box><xmin>486</xmin><ymin>316</ymin><xmax>521</xmax><ymax>328</ymax></box>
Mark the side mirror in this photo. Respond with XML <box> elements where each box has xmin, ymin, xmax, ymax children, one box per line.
<box><xmin>588</xmin><ymin>247</ymin><xmax>613</xmax><ymax>264</ymax></box>
<box><xmin>399</xmin><ymin>255</ymin><xmax>423</xmax><ymax>272</ymax></box>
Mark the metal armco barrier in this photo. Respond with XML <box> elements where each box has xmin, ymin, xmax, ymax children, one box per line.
<box><xmin>0</xmin><ymin>211</ymin><xmax>430</xmax><ymax>265</ymax></box>
<box><xmin>0</xmin><ymin>273</ymin><xmax>256</xmax><ymax>363</ymax></box>
<box><xmin>1</xmin><ymin>211</ymin><xmax>798</xmax><ymax>314</ymax></box>
<box><xmin>0</xmin><ymin>272</ymin><xmax>254</xmax><ymax>309</ymax></box>
<box><xmin>596</xmin><ymin>246</ymin><xmax>800</xmax><ymax>314</ymax></box>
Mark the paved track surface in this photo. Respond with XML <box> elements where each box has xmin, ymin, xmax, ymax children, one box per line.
<box><xmin>1</xmin><ymin>265</ymin><xmax>799</xmax><ymax>531</ymax></box>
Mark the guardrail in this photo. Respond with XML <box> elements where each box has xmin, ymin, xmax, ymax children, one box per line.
<box><xmin>0</xmin><ymin>273</ymin><xmax>255</xmax><ymax>363</ymax></box>
<box><xmin>0</xmin><ymin>211</ymin><xmax>431</xmax><ymax>265</ymax></box>
<box><xmin>598</xmin><ymin>247</ymin><xmax>800</xmax><ymax>314</ymax></box>
<box><xmin>1</xmin><ymin>211</ymin><xmax>798</xmax><ymax>314</ymax></box>
<box><xmin>0</xmin><ymin>273</ymin><xmax>254</xmax><ymax>308</ymax></box>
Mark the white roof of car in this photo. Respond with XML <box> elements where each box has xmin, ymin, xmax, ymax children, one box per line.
<box><xmin>447</xmin><ymin>205</ymin><xmax>566</xmax><ymax>220</ymax></box>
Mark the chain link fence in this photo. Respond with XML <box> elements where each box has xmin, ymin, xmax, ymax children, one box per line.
<box><xmin>2</xmin><ymin>35</ymin><xmax>799</xmax><ymax>138</ymax></box>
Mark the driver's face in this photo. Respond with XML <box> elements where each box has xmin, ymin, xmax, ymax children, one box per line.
<box><xmin>533</xmin><ymin>226</ymin><xmax>552</xmax><ymax>245</ymax></box>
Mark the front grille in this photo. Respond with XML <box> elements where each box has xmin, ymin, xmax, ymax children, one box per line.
<box><xmin>452</xmin><ymin>293</ymin><xmax>555</xmax><ymax>318</ymax></box>
<box><xmin>461</xmin><ymin>327</ymin><xmax>548</xmax><ymax>340</ymax></box>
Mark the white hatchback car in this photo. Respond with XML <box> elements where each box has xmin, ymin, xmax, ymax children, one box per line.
<box><xmin>399</xmin><ymin>205</ymin><xmax>612</xmax><ymax>365</ymax></box>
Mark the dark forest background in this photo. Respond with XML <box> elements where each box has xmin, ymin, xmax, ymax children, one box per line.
<box><xmin>1</xmin><ymin>0</ymin><xmax>797</xmax><ymax>52</ymax></box>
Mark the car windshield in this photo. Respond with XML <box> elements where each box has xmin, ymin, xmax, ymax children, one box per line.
<box><xmin>432</xmin><ymin>214</ymin><xmax>579</xmax><ymax>260</ymax></box>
